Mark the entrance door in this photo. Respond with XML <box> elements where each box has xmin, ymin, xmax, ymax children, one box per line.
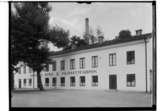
<box><xmin>19</xmin><ymin>79</ymin><xmax>22</xmax><ymax>88</ymax></box>
<box><xmin>109</xmin><ymin>75</ymin><xmax>117</xmax><ymax>89</ymax></box>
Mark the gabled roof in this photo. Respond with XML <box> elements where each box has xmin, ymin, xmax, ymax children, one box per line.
<box><xmin>50</xmin><ymin>33</ymin><xmax>152</xmax><ymax>56</ymax></box>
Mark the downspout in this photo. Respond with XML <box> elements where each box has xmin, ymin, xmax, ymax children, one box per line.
<box><xmin>144</xmin><ymin>39</ymin><xmax>148</xmax><ymax>93</ymax></box>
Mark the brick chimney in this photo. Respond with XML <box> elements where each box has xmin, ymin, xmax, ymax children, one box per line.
<box><xmin>85</xmin><ymin>18</ymin><xmax>89</xmax><ymax>36</ymax></box>
<box><xmin>85</xmin><ymin>18</ymin><xmax>92</xmax><ymax>45</ymax></box>
<box><xmin>136</xmin><ymin>29</ymin><xmax>142</xmax><ymax>36</ymax></box>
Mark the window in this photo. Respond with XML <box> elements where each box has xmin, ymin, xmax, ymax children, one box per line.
<box><xmin>23</xmin><ymin>65</ymin><xmax>26</xmax><ymax>74</ymax></box>
<box><xmin>61</xmin><ymin>77</ymin><xmax>65</xmax><ymax>86</ymax></box>
<box><xmin>109</xmin><ymin>53</ymin><xmax>116</xmax><ymax>66</ymax></box>
<box><xmin>92</xmin><ymin>75</ymin><xmax>98</xmax><ymax>86</ymax></box>
<box><xmin>127</xmin><ymin>74</ymin><xmax>136</xmax><ymax>87</ymax></box>
<box><xmin>70</xmin><ymin>59</ymin><xmax>75</xmax><ymax>70</ymax></box>
<box><xmin>29</xmin><ymin>79</ymin><xmax>32</xmax><ymax>86</ymax></box>
<box><xmin>45</xmin><ymin>78</ymin><xmax>49</xmax><ymax>87</ymax></box>
<box><xmin>46</xmin><ymin>64</ymin><xmax>49</xmax><ymax>72</ymax></box>
<box><xmin>70</xmin><ymin>76</ymin><xmax>75</xmax><ymax>87</ymax></box>
<box><xmin>80</xmin><ymin>57</ymin><xmax>85</xmax><ymax>69</ymax></box>
<box><xmin>52</xmin><ymin>78</ymin><xmax>56</xmax><ymax>86</ymax></box>
<box><xmin>80</xmin><ymin>76</ymin><xmax>85</xmax><ymax>86</ymax></box>
<box><xmin>18</xmin><ymin>67</ymin><xmax>21</xmax><ymax>74</ymax></box>
<box><xmin>23</xmin><ymin>79</ymin><xmax>26</xmax><ymax>86</ymax></box>
<box><xmin>52</xmin><ymin>62</ymin><xmax>56</xmax><ymax>71</ymax></box>
<box><xmin>127</xmin><ymin>51</ymin><xmax>135</xmax><ymax>64</ymax></box>
<box><xmin>92</xmin><ymin>56</ymin><xmax>98</xmax><ymax>68</ymax></box>
<box><xmin>29</xmin><ymin>68</ymin><xmax>33</xmax><ymax>73</ymax></box>
<box><xmin>61</xmin><ymin>60</ymin><xmax>65</xmax><ymax>70</ymax></box>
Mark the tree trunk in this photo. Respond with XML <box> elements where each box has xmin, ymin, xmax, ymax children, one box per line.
<box><xmin>10</xmin><ymin>66</ymin><xmax>14</xmax><ymax>91</ymax></box>
<box><xmin>37</xmin><ymin>70</ymin><xmax>44</xmax><ymax>90</ymax></box>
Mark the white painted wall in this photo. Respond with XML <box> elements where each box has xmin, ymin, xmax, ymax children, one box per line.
<box><xmin>14</xmin><ymin>37</ymin><xmax>152</xmax><ymax>92</ymax></box>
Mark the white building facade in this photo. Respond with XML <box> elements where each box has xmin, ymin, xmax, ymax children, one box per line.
<box><xmin>14</xmin><ymin>33</ymin><xmax>153</xmax><ymax>92</ymax></box>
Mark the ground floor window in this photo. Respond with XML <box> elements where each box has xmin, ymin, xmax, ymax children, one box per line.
<box><xmin>70</xmin><ymin>76</ymin><xmax>75</xmax><ymax>87</ymax></box>
<box><xmin>52</xmin><ymin>77</ymin><xmax>56</xmax><ymax>87</ymax></box>
<box><xmin>61</xmin><ymin>77</ymin><xmax>65</xmax><ymax>87</ymax></box>
<box><xmin>29</xmin><ymin>78</ymin><xmax>32</xmax><ymax>86</ymax></box>
<box><xmin>92</xmin><ymin>75</ymin><xmax>98</xmax><ymax>86</ymax></box>
<box><xmin>23</xmin><ymin>79</ymin><xmax>26</xmax><ymax>86</ymax></box>
<box><xmin>127</xmin><ymin>74</ymin><xmax>136</xmax><ymax>87</ymax></box>
<box><xmin>45</xmin><ymin>78</ymin><xmax>49</xmax><ymax>87</ymax></box>
<box><xmin>80</xmin><ymin>76</ymin><xmax>85</xmax><ymax>86</ymax></box>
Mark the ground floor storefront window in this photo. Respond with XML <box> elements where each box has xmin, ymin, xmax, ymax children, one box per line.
<box><xmin>70</xmin><ymin>76</ymin><xmax>75</xmax><ymax>87</ymax></box>
<box><xmin>45</xmin><ymin>78</ymin><xmax>49</xmax><ymax>87</ymax></box>
<box><xmin>52</xmin><ymin>77</ymin><xmax>56</xmax><ymax>87</ymax></box>
<box><xmin>92</xmin><ymin>75</ymin><xmax>98</xmax><ymax>86</ymax></box>
<box><xmin>80</xmin><ymin>76</ymin><xmax>85</xmax><ymax>86</ymax></box>
<box><xmin>61</xmin><ymin>77</ymin><xmax>65</xmax><ymax>87</ymax></box>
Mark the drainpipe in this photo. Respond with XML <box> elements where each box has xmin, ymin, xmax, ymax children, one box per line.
<box><xmin>144</xmin><ymin>38</ymin><xmax>148</xmax><ymax>93</ymax></box>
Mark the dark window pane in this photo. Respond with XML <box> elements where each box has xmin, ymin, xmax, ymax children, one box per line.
<box><xmin>127</xmin><ymin>51</ymin><xmax>135</xmax><ymax>64</ymax></box>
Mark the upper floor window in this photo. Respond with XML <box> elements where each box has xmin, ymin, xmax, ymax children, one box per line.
<box><xmin>79</xmin><ymin>57</ymin><xmax>85</xmax><ymax>69</ymax></box>
<box><xmin>23</xmin><ymin>65</ymin><xmax>26</xmax><ymax>74</ymax></box>
<box><xmin>92</xmin><ymin>75</ymin><xmax>98</xmax><ymax>86</ymax></box>
<box><xmin>61</xmin><ymin>60</ymin><xmax>65</xmax><ymax>70</ymax></box>
<box><xmin>70</xmin><ymin>59</ymin><xmax>75</xmax><ymax>70</ymax></box>
<box><xmin>92</xmin><ymin>56</ymin><xmax>98</xmax><ymax>68</ymax></box>
<box><xmin>18</xmin><ymin>67</ymin><xmax>21</xmax><ymax>74</ymax></box>
<box><xmin>127</xmin><ymin>51</ymin><xmax>135</xmax><ymax>64</ymax></box>
<box><xmin>29</xmin><ymin>67</ymin><xmax>33</xmax><ymax>73</ymax></box>
<box><xmin>127</xmin><ymin>74</ymin><xmax>136</xmax><ymax>87</ymax></box>
<box><xmin>109</xmin><ymin>53</ymin><xmax>116</xmax><ymax>66</ymax></box>
<box><xmin>52</xmin><ymin>61</ymin><xmax>56</xmax><ymax>71</ymax></box>
<box><xmin>46</xmin><ymin>64</ymin><xmax>49</xmax><ymax>72</ymax></box>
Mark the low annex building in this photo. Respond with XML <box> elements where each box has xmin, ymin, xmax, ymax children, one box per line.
<box><xmin>14</xmin><ymin>31</ymin><xmax>153</xmax><ymax>92</ymax></box>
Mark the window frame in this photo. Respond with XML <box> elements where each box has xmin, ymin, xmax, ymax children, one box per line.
<box><xmin>127</xmin><ymin>74</ymin><xmax>136</xmax><ymax>87</ymax></box>
<box><xmin>52</xmin><ymin>77</ymin><xmax>56</xmax><ymax>87</ymax></box>
<box><xmin>109</xmin><ymin>53</ymin><xmax>117</xmax><ymax>66</ymax></box>
<box><xmin>92</xmin><ymin>75</ymin><xmax>98</xmax><ymax>86</ymax></box>
<box><xmin>92</xmin><ymin>56</ymin><xmax>98</xmax><ymax>68</ymax></box>
<box><xmin>127</xmin><ymin>51</ymin><xmax>135</xmax><ymax>65</ymax></box>
<box><xmin>23</xmin><ymin>79</ymin><xmax>26</xmax><ymax>86</ymax></box>
<box><xmin>45</xmin><ymin>78</ymin><xmax>49</xmax><ymax>87</ymax></box>
<box><xmin>52</xmin><ymin>61</ymin><xmax>56</xmax><ymax>71</ymax></box>
<box><xmin>70</xmin><ymin>59</ymin><xmax>75</xmax><ymax>70</ymax></box>
<box><xmin>79</xmin><ymin>57</ymin><xmax>85</xmax><ymax>69</ymax></box>
<box><xmin>70</xmin><ymin>76</ymin><xmax>75</xmax><ymax>87</ymax></box>
<box><xmin>23</xmin><ymin>65</ymin><xmax>26</xmax><ymax>74</ymax></box>
<box><xmin>80</xmin><ymin>76</ymin><xmax>86</xmax><ymax>86</ymax></box>
<box><xmin>60</xmin><ymin>60</ymin><xmax>65</xmax><ymax>70</ymax></box>
<box><xmin>60</xmin><ymin>77</ymin><xmax>65</xmax><ymax>87</ymax></box>
<box><xmin>29</xmin><ymin>78</ymin><xmax>32</xmax><ymax>86</ymax></box>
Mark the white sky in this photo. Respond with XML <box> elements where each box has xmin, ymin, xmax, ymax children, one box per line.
<box><xmin>48</xmin><ymin>2</ymin><xmax>152</xmax><ymax>41</ymax></box>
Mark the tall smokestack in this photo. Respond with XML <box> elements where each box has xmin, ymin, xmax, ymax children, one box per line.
<box><xmin>85</xmin><ymin>18</ymin><xmax>89</xmax><ymax>35</ymax></box>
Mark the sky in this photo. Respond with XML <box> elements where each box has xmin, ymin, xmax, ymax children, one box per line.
<box><xmin>48</xmin><ymin>2</ymin><xmax>152</xmax><ymax>42</ymax></box>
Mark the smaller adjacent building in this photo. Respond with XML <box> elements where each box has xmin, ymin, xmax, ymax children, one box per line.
<box><xmin>14</xmin><ymin>30</ymin><xmax>153</xmax><ymax>92</ymax></box>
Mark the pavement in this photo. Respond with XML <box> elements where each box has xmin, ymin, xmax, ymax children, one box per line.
<box><xmin>11</xmin><ymin>89</ymin><xmax>152</xmax><ymax>107</ymax></box>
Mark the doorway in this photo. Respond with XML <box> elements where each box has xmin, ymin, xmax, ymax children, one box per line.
<box><xmin>109</xmin><ymin>75</ymin><xmax>117</xmax><ymax>89</ymax></box>
<box><xmin>19</xmin><ymin>79</ymin><xmax>22</xmax><ymax>88</ymax></box>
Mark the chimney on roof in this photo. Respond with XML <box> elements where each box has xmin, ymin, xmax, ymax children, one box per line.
<box><xmin>98</xmin><ymin>36</ymin><xmax>104</xmax><ymax>44</ymax></box>
<box><xmin>85</xmin><ymin>18</ymin><xmax>89</xmax><ymax>36</ymax></box>
<box><xmin>136</xmin><ymin>29</ymin><xmax>142</xmax><ymax>36</ymax></box>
